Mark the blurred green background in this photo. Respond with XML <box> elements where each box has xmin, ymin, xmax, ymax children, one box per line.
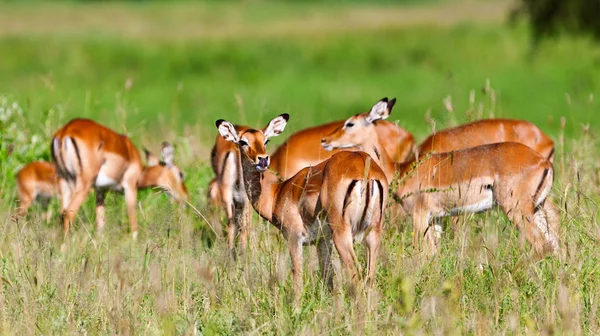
<box><xmin>0</xmin><ymin>0</ymin><xmax>598</xmax><ymax>153</ymax></box>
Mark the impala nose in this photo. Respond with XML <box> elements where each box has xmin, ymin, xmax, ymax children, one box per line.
<box><xmin>257</xmin><ymin>156</ymin><xmax>269</xmax><ymax>171</ymax></box>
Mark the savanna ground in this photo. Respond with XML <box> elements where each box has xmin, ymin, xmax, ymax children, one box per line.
<box><xmin>0</xmin><ymin>0</ymin><xmax>599</xmax><ymax>334</ymax></box>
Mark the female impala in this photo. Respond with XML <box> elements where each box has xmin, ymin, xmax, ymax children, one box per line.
<box><xmin>51</xmin><ymin>118</ymin><xmax>189</xmax><ymax>240</ymax></box>
<box><xmin>216</xmin><ymin>114</ymin><xmax>388</xmax><ymax>299</ymax></box>
<box><xmin>207</xmin><ymin>124</ymin><xmax>252</xmax><ymax>257</ymax></box>
<box><xmin>270</xmin><ymin>118</ymin><xmax>414</xmax><ymax>180</ymax></box>
<box><xmin>16</xmin><ymin>161</ymin><xmax>58</xmax><ymax>220</ymax></box>
<box><xmin>207</xmin><ymin>117</ymin><xmax>412</xmax><ymax>252</ymax></box>
<box><xmin>414</xmin><ymin>118</ymin><xmax>555</xmax><ymax>162</ymax></box>
<box><xmin>322</xmin><ymin>98</ymin><xmax>561</xmax><ymax>256</ymax></box>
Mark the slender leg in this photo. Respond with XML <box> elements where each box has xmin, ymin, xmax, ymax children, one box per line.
<box><xmin>363</xmin><ymin>228</ymin><xmax>381</xmax><ymax>288</ymax></box>
<box><xmin>317</xmin><ymin>237</ymin><xmax>334</xmax><ymax>291</ymax></box>
<box><xmin>500</xmin><ymin>200</ymin><xmax>549</xmax><ymax>257</ymax></box>
<box><xmin>62</xmin><ymin>180</ymin><xmax>93</xmax><ymax>240</ymax></box>
<box><xmin>124</xmin><ymin>184</ymin><xmax>139</xmax><ymax>240</ymax></box>
<box><xmin>239</xmin><ymin>199</ymin><xmax>252</xmax><ymax>252</ymax></box>
<box><xmin>332</xmin><ymin>230</ymin><xmax>359</xmax><ymax>286</ymax></box>
<box><xmin>95</xmin><ymin>189</ymin><xmax>107</xmax><ymax>234</ymax></box>
<box><xmin>288</xmin><ymin>232</ymin><xmax>304</xmax><ymax>303</ymax></box>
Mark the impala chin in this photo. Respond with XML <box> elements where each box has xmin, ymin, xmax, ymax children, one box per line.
<box><xmin>255</xmin><ymin>164</ymin><xmax>268</xmax><ymax>172</ymax></box>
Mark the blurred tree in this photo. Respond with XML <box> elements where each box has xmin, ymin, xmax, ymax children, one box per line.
<box><xmin>512</xmin><ymin>0</ymin><xmax>600</xmax><ymax>45</ymax></box>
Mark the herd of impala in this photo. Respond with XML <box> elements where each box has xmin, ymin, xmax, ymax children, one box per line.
<box><xmin>14</xmin><ymin>97</ymin><xmax>562</xmax><ymax>298</ymax></box>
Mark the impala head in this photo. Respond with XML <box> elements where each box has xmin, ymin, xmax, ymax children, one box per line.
<box><xmin>142</xmin><ymin>142</ymin><xmax>190</xmax><ymax>201</ymax></box>
<box><xmin>321</xmin><ymin>97</ymin><xmax>396</xmax><ymax>151</ymax></box>
<box><xmin>216</xmin><ymin>114</ymin><xmax>289</xmax><ymax>172</ymax></box>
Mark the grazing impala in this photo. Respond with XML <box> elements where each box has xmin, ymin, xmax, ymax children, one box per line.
<box><xmin>207</xmin><ymin>124</ymin><xmax>253</xmax><ymax>257</ymax></box>
<box><xmin>322</xmin><ymin>98</ymin><xmax>561</xmax><ymax>256</ymax></box>
<box><xmin>414</xmin><ymin>119</ymin><xmax>554</xmax><ymax>162</ymax></box>
<box><xmin>51</xmin><ymin>118</ymin><xmax>189</xmax><ymax>240</ymax></box>
<box><xmin>216</xmin><ymin>114</ymin><xmax>388</xmax><ymax>299</ymax></box>
<box><xmin>16</xmin><ymin>161</ymin><xmax>58</xmax><ymax>220</ymax></box>
<box><xmin>270</xmin><ymin>118</ymin><xmax>414</xmax><ymax>180</ymax></box>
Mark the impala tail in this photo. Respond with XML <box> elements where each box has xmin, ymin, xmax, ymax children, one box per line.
<box><xmin>533</xmin><ymin>167</ymin><xmax>553</xmax><ymax>209</ymax></box>
<box><xmin>52</xmin><ymin>135</ymin><xmax>84</xmax><ymax>183</ymax></box>
<box><xmin>341</xmin><ymin>178</ymin><xmax>386</xmax><ymax>239</ymax></box>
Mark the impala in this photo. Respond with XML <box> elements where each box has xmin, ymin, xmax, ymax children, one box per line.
<box><xmin>207</xmin><ymin>117</ymin><xmax>412</xmax><ymax>250</ymax></box>
<box><xmin>270</xmin><ymin>118</ymin><xmax>414</xmax><ymax>180</ymax></box>
<box><xmin>207</xmin><ymin>124</ymin><xmax>252</xmax><ymax>257</ymax></box>
<box><xmin>16</xmin><ymin>161</ymin><xmax>58</xmax><ymax>220</ymax></box>
<box><xmin>322</xmin><ymin>98</ymin><xmax>561</xmax><ymax>256</ymax></box>
<box><xmin>216</xmin><ymin>114</ymin><xmax>388</xmax><ymax>298</ymax></box>
<box><xmin>51</xmin><ymin>118</ymin><xmax>189</xmax><ymax>240</ymax></box>
<box><xmin>414</xmin><ymin>118</ymin><xmax>555</xmax><ymax>162</ymax></box>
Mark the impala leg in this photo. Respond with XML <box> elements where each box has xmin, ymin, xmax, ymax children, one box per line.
<box><xmin>413</xmin><ymin>210</ymin><xmax>438</xmax><ymax>256</ymax></box>
<box><xmin>501</xmin><ymin>200</ymin><xmax>549</xmax><ymax>257</ymax></box>
<box><xmin>16</xmin><ymin>197</ymin><xmax>33</xmax><ymax>218</ymax></box>
<box><xmin>332</xmin><ymin>229</ymin><xmax>359</xmax><ymax>287</ymax></box>
<box><xmin>62</xmin><ymin>180</ymin><xmax>93</xmax><ymax>241</ymax></box>
<box><xmin>287</xmin><ymin>232</ymin><xmax>304</xmax><ymax>303</ymax></box>
<box><xmin>363</xmin><ymin>227</ymin><xmax>381</xmax><ymax>288</ymax></box>
<box><xmin>316</xmin><ymin>237</ymin><xmax>334</xmax><ymax>291</ymax></box>
<box><xmin>234</xmin><ymin>200</ymin><xmax>251</xmax><ymax>255</ymax></box>
<box><xmin>40</xmin><ymin>197</ymin><xmax>52</xmax><ymax>223</ymax></box>
<box><xmin>124</xmin><ymin>184</ymin><xmax>139</xmax><ymax>240</ymax></box>
<box><xmin>95</xmin><ymin>189</ymin><xmax>107</xmax><ymax>234</ymax></box>
<box><xmin>536</xmin><ymin>200</ymin><xmax>562</xmax><ymax>255</ymax></box>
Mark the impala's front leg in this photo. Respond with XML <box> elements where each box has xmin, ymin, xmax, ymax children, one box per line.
<box><xmin>95</xmin><ymin>189</ymin><xmax>107</xmax><ymax>234</ymax></box>
<box><xmin>317</xmin><ymin>237</ymin><xmax>334</xmax><ymax>291</ymax></box>
<box><xmin>124</xmin><ymin>183</ymin><xmax>139</xmax><ymax>240</ymax></box>
<box><xmin>413</xmin><ymin>210</ymin><xmax>438</xmax><ymax>255</ymax></box>
<box><xmin>287</xmin><ymin>232</ymin><xmax>304</xmax><ymax>303</ymax></box>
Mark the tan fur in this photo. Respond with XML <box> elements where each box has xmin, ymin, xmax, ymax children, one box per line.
<box><xmin>51</xmin><ymin>118</ymin><xmax>189</xmax><ymax>240</ymax></box>
<box><xmin>216</xmin><ymin>114</ymin><xmax>388</xmax><ymax>300</ymax></box>
<box><xmin>414</xmin><ymin>118</ymin><xmax>555</xmax><ymax>162</ymax></box>
<box><xmin>322</xmin><ymin>98</ymin><xmax>561</xmax><ymax>257</ymax></box>
<box><xmin>16</xmin><ymin>161</ymin><xmax>58</xmax><ymax>220</ymax></box>
<box><xmin>207</xmin><ymin>125</ymin><xmax>252</xmax><ymax>258</ymax></box>
<box><xmin>270</xmin><ymin>119</ymin><xmax>414</xmax><ymax>180</ymax></box>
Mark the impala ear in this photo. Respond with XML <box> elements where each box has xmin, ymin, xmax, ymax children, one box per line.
<box><xmin>263</xmin><ymin>113</ymin><xmax>289</xmax><ymax>139</ymax></box>
<box><xmin>161</xmin><ymin>142</ymin><xmax>175</xmax><ymax>167</ymax></box>
<box><xmin>216</xmin><ymin>119</ymin><xmax>239</xmax><ymax>143</ymax></box>
<box><xmin>366</xmin><ymin>97</ymin><xmax>395</xmax><ymax>123</ymax></box>
<box><xmin>144</xmin><ymin>148</ymin><xmax>160</xmax><ymax>167</ymax></box>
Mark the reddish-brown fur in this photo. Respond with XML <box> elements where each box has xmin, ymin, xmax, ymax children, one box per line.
<box><xmin>16</xmin><ymin>161</ymin><xmax>58</xmax><ymax>219</ymax></box>
<box><xmin>51</xmin><ymin>118</ymin><xmax>189</xmax><ymax>241</ymax></box>
<box><xmin>217</xmin><ymin>114</ymin><xmax>388</xmax><ymax>300</ymax></box>
<box><xmin>322</xmin><ymin>98</ymin><xmax>561</xmax><ymax>256</ymax></box>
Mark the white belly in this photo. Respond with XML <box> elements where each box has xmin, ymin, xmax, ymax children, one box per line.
<box><xmin>95</xmin><ymin>171</ymin><xmax>118</xmax><ymax>188</ymax></box>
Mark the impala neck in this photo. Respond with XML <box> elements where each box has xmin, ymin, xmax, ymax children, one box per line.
<box><xmin>240</xmin><ymin>155</ymin><xmax>279</xmax><ymax>223</ymax></box>
<box><xmin>137</xmin><ymin>166</ymin><xmax>156</xmax><ymax>189</ymax></box>
<box><xmin>359</xmin><ymin>127</ymin><xmax>414</xmax><ymax>192</ymax></box>
<box><xmin>358</xmin><ymin>128</ymin><xmax>398</xmax><ymax>180</ymax></box>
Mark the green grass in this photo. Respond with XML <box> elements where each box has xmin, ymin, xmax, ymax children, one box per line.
<box><xmin>0</xmin><ymin>1</ymin><xmax>599</xmax><ymax>334</ymax></box>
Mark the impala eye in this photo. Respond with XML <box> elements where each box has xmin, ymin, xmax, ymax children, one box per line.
<box><xmin>346</xmin><ymin>122</ymin><xmax>355</xmax><ymax>128</ymax></box>
<box><xmin>239</xmin><ymin>139</ymin><xmax>248</xmax><ymax>146</ymax></box>
<box><xmin>264</xmin><ymin>139</ymin><xmax>270</xmax><ymax>145</ymax></box>
<box><xmin>179</xmin><ymin>171</ymin><xmax>185</xmax><ymax>180</ymax></box>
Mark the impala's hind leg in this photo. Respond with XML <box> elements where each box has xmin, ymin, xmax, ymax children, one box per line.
<box><xmin>413</xmin><ymin>210</ymin><xmax>439</xmax><ymax>256</ymax></box>
<box><xmin>500</xmin><ymin>199</ymin><xmax>550</xmax><ymax>257</ymax></box>
<box><xmin>332</xmin><ymin>227</ymin><xmax>360</xmax><ymax>286</ymax></box>
<box><xmin>363</xmin><ymin>227</ymin><xmax>381</xmax><ymax>288</ymax></box>
<box><xmin>535</xmin><ymin>200</ymin><xmax>562</xmax><ymax>255</ymax></box>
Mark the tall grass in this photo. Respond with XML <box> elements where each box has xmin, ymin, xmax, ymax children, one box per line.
<box><xmin>0</xmin><ymin>1</ymin><xmax>599</xmax><ymax>334</ymax></box>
